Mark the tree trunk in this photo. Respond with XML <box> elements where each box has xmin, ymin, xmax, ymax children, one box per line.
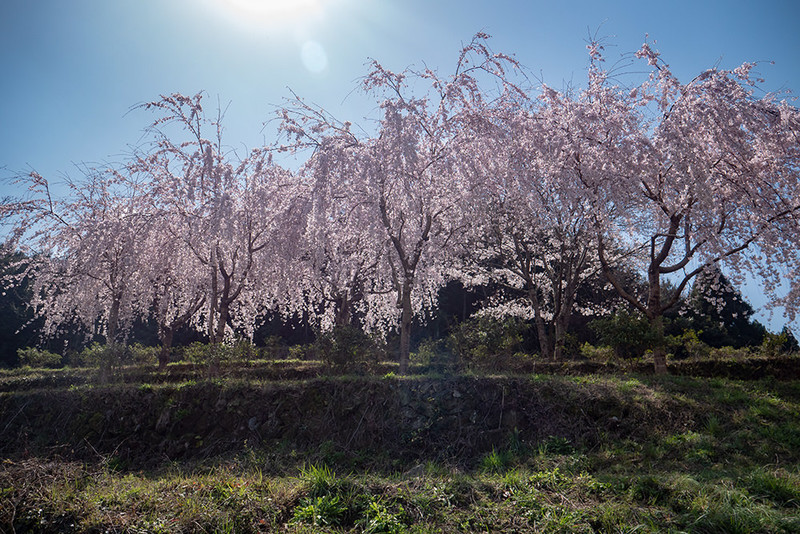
<box><xmin>650</xmin><ymin>315</ymin><xmax>668</xmax><ymax>374</ymax></box>
<box><xmin>528</xmin><ymin>288</ymin><xmax>553</xmax><ymax>360</ymax></box>
<box><xmin>399</xmin><ymin>280</ymin><xmax>413</xmax><ymax>375</ymax></box>
<box><xmin>212</xmin><ymin>264</ymin><xmax>233</xmax><ymax>343</ymax></box>
<box><xmin>535</xmin><ymin>317</ymin><xmax>553</xmax><ymax>360</ymax></box>
<box><xmin>652</xmin><ymin>346</ymin><xmax>668</xmax><ymax>374</ymax></box>
<box><xmin>208</xmin><ymin>259</ymin><xmax>219</xmax><ymax>342</ymax></box>
<box><xmin>107</xmin><ymin>293</ymin><xmax>121</xmax><ymax>345</ymax></box>
<box><xmin>334</xmin><ymin>293</ymin><xmax>351</xmax><ymax>327</ymax></box>
<box><xmin>158</xmin><ymin>326</ymin><xmax>174</xmax><ymax>370</ymax></box>
<box><xmin>552</xmin><ymin>294</ymin><xmax>576</xmax><ymax>361</ymax></box>
<box><xmin>214</xmin><ymin>300</ymin><xmax>230</xmax><ymax>343</ymax></box>
<box><xmin>553</xmin><ymin>318</ymin><xmax>566</xmax><ymax>361</ymax></box>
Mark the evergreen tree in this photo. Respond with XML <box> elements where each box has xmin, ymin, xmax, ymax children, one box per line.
<box><xmin>686</xmin><ymin>266</ymin><xmax>766</xmax><ymax>348</ymax></box>
<box><xmin>0</xmin><ymin>250</ymin><xmax>38</xmax><ymax>366</ymax></box>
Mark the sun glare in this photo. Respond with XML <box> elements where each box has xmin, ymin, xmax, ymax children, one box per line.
<box><xmin>221</xmin><ymin>0</ymin><xmax>326</xmax><ymax>21</ymax></box>
<box><xmin>211</xmin><ymin>0</ymin><xmax>336</xmax><ymax>73</ymax></box>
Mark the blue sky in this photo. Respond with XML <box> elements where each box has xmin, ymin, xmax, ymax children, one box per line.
<box><xmin>1</xmin><ymin>0</ymin><xmax>799</xmax><ymax>329</ymax></box>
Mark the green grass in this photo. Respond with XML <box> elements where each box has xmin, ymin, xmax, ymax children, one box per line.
<box><xmin>4</xmin><ymin>458</ymin><xmax>799</xmax><ymax>533</ymax></box>
<box><xmin>2</xmin><ymin>365</ymin><xmax>800</xmax><ymax>532</ymax></box>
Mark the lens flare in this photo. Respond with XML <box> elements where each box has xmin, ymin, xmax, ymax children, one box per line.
<box><xmin>301</xmin><ymin>40</ymin><xmax>328</xmax><ymax>72</ymax></box>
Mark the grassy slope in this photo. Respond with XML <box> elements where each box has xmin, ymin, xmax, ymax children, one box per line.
<box><xmin>1</xmin><ymin>363</ymin><xmax>799</xmax><ymax>533</ymax></box>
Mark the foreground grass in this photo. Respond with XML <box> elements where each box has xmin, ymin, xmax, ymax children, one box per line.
<box><xmin>3</xmin><ymin>450</ymin><xmax>799</xmax><ymax>533</ymax></box>
<box><xmin>2</xmin><ymin>371</ymin><xmax>800</xmax><ymax>532</ymax></box>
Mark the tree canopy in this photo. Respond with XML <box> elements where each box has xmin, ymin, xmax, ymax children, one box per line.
<box><xmin>3</xmin><ymin>34</ymin><xmax>799</xmax><ymax>372</ymax></box>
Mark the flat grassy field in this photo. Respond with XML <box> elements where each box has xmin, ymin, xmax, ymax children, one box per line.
<box><xmin>1</xmin><ymin>360</ymin><xmax>799</xmax><ymax>533</ymax></box>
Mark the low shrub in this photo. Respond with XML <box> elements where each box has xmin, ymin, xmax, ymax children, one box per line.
<box><xmin>669</xmin><ymin>329</ymin><xmax>712</xmax><ymax>360</ymax></box>
<box><xmin>74</xmin><ymin>343</ymin><xmax>124</xmax><ymax>368</ymax></box>
<box><xmin>231</xmin><ymin>339</ymin><xmax>259</xmax><ymax>361</ymax></box>
<box><xmin>262</xmin><ymin>335</ymin><xmax>289</xmax><ymax>359</ymax></box>
<box><xmin>589</xmin><ymin>311</ymin><xmax>658</xmax><ymax>359</ymax></box>
<box><xmin>580</xmin><ymin>343</ymin><xmax>615</xmax><ymax>363</ymax></box>
<box><xmin>128</xmin><ymin>343</ymin><xmax>159</xmax><ymax>365</ymax></box>
<box><xmin>761</xmin><ymin>328</ymin><xmax>798</xmax><ymax>357</ymax></box>
<box><xmin>287</xmin><ymin>344</ymin><xmax>313</xmax><ymax>360</ymax></box>
<box><xmin>17</xmin><ymin>347</ymin><xmax>62</xmax><ymax>368</ymax></box>
<box><xmin>447</xmin><ymin>315</ymin><xmax>530</xmax><ymax>372</ymax></box>
<box><xmin>178</xmin><ymin>341</ymin><xmax>256</xmax><ymax>366</ymax></box>
<box><xmin>72</xmin><ymin>342</ymin><xmax>158</xmax><ymax>368</ymax></box>
<box><xmin>314</xmin><ymin>325</ymin><xmax>383</xmax><ymax>373</ymax></box>
<box><xmin>707</xmin><ymin>345</ymin><xmax>752</xmax><ymax>361</ymax></box>
<box><xmin>412</xmin><ymin>338</ymin><xmax>458</xmax><ymax>373</ymax></box>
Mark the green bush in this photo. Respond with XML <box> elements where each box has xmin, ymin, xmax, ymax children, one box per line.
<box><xmin>128</xmin><ymin>343</ymin><xmax>158</xmax><ymax>365</ymax></box>
<box><xmin>579</xmin><ymin>343</ymin><xmax>616</xmax><ymax>363</ymax></box>
<box><xmin>562</xmin><ymin>332</ymin><xmax>581</xmax><ymax>359</ymax></box>
<box><xmin>669</xmin><ymin>329</ymin><xmax>712</xmax><ymax>360</ymax></box>
<box><xmin>69</xmin><ymin>343</ymin><xmax>99</xmax><ymax>367</ymax></box>
<box><xmin>287</xmin><ymin>344</ymin><xmax>312</xmax><ymax>360</ymax></box>
<box><xmin>262</xmin><ymin>335</ymin><xmax>289</xmax><ymax>359</ymax></box>
<box><xmin>72</xmin><ymin>343</ymin><xmax>157</xmax><ymax>368</ymax></box>
<box><xmin>74</xmin><ymin>343</ymin><xmax>125</xmax><ymax>368</ymax></box>
<box><xmin>231</xmin><ymin>339</ymin><xmax>259</xmax><ymax>361</ymax></box>
<box><xmin>17</xmin><ymin>347</ymin><xmax>62</xmax><ymax>368</ymax></box>
<box><xmin>707</xmin><ymin>345</ymin><xmax>752</xmax><ymax>361</ymax></box>
<box><xmin>589</xmin><ymin>311</ymin><xmax>658</xmax><ymax>359</ymax></box>
<box><xmin>760</xmin><ymin>328</ymin><xmax>798</xmax><ymax>357</ymax></box>
<box><xmin>179</xmin><ymin>342</ymin><xmax>246</xmax><ymax>366</ymax></box>
<box><xmin>411</xmin><ymin>338</ymin><xmax>457</xmax><ymax>373</ymax></box>
<box><xmin>410</xmin><ymin>338</ymin><xmax>437</xmax><ymax>366</ymax></box>
<box><xmin>447</xmin><ymin>315</ymin><xmax>530</xmax><ymax>372</ymax></box>
<box><xmin>314</xmin><ymin>325</ymin><xmax>382</xmax><ymax>372</ymax></box>
<box><xmin>179</xmin><ymin>342</ymin><xmax>210</xmax><ymax>364</ymax></box>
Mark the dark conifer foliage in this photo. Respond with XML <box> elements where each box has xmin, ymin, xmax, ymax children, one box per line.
<box><xmin>685</xmin><ymin>267</ymin><xmax>767</xmax><ymax>348</ymax></box>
